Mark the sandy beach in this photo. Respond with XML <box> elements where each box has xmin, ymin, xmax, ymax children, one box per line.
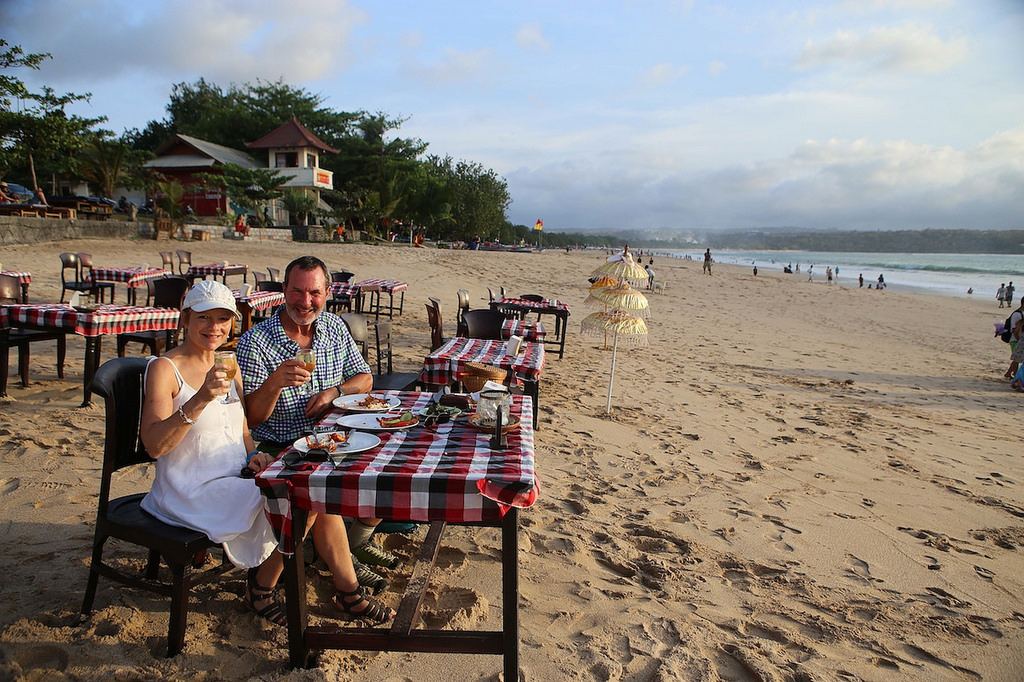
<box><xmin>1</xmin><ymin>234</ymin><xmax>1022</xmax><ymax>681</ymax></box>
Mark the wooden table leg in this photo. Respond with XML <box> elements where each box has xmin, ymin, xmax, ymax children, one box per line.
<box><xmin>502</xmin><ymin>508</ymin><xmax>520</xmax><ymax>681</ymax></box>
<box><xmin>82</xmin><ymin>336</ymin><xmax>102</xmax><ymax>407</ymax></box>
<box><xmin>19</xmin><ymin>283</ymin><xmax>28</xmax><ymax>304</ymax></box>
<box><xmin>0</xmin><ymin>328</ymin><xmax>10</xmax><ymax>397</ymax></box>
<box><xmin>283</xmin><ymin>506</ymin><xmax>313</xmax><ymax>668</ymax></box>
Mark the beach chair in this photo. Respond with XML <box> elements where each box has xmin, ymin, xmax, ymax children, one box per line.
<box><xmin>371</xmin><ymin>319</ymin><xmax>421</xmax><ymax>391</ymax></box>
<box><xmin>80</xmin><ymin>357</ymin><xmax>235</xmax><ymax>657</ymax></box>
<box><xmin>462</xmin><ymin>309</ymin><xmax>506</xmax><ymax>341</ymax></box>
<box><xmin>0</xmin><ymin>274</ymin><xmax>66</xmax><ymax>395</ymax></box>
<box><xmin>116</xmin><ymin>276</ymin><xmax>189</xmax><ymax>357</ymax></box>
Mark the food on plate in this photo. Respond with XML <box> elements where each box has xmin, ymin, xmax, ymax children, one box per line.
<box><xmin>439</xmin><ymin>394</ymin><xmax>472</xmax><ymax>410</ymax></box>
<box><xmin>377</xmin><ymin>411</ymin><xmax>417</xmax><ymax>428</ymax></box>
<box><xmin>304</xmin><ymin>433</ymin><xmax>344</xmax><ymax>452</ymax></box>
<box><xmin>328</xmin><ymin>431</ymin><xmax>349</xmax><ymax>443</ymax></box>
<box><xmin>420</xmin><ymin>403</ymin><xmax>462</xmax><ymax>417</ymax></box>
<box><xmin>357</xmin><ymin>394</ymin><xmax>392</xmax><ymax>410</ymax></box>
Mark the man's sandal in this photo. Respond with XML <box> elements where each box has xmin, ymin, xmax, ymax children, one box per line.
<box><xmin>245</xmin><ymin>575</ymin><xmax>288</xmax><ymax>627</ymax></box>
<box><xmin>333</xmin><ymin>587</ymin><xmax>393</xmax><ymax>624</ymax></box>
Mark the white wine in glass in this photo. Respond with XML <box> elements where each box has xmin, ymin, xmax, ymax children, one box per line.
<box><xmin>214</xmin><ymin>351</ymin><xmax>239</xmax><ymax>404</ymax></box>
<box><xmin>295</xmin><ymin>348</ymin><xmax>316</xmax><ymax>397</ymax></box>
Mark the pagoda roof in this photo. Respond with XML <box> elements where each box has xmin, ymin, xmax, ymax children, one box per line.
<box><xmin>245</xmin><ymin>116</ymin><xmax>338</xmax><ymax>154</ymax></box>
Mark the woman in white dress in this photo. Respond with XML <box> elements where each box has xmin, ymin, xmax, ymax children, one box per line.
<box><xmin>139</xmin><ymin>280</ymin><xmax>392</xmax><ymax>626</ymax></box>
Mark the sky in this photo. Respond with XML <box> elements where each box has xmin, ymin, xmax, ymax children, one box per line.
<box><xmin>4</xmin><ymin>0</ymin><xmax>1024</xmax><ymax>234</ymax></box>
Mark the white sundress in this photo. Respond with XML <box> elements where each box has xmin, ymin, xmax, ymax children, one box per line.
<box><xmin>140</xmin><ymin>356</ymin><xmax>276</xmax><ymax>569</ymax></box>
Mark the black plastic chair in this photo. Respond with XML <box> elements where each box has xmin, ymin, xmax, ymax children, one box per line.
<box><xmin>80</xmin><ymin>357</ymin><xmax>235</xmax><ymax>657</ymax></box>
<box><xmin>59</xmin><ymin>252</ymin><xmax>108</xmax><ymax>303</ymax></box>
<box><xmin>0</xmin><ymin>274</ymin><xmax>66</xmax><ymax>396</ymax></box>
<box><xmin>340</xmin><ymin>312</ymin><xmax>370</xmax><ymax>362</ymax></box>
<box><xmin>117</xmin><ymin>277</ymin><xmax>189</xmax><ymax>357</ymax></box>
<box><xmin>256</xmin><ymin>280</ymin><xmax>283</xmax><ymax>293</ymax></box>
<box><xmin>371</xmin><ymin>319</ymin><xmax>420</xmax><ymax>391</ymax></box>
<box><xmin>462</xmin><ymin>309</ymin><xmax>507</xmax><ymax>340</ymax></box>
<box><xmin>326</xmin><ymin>270</ymin><xmax>356</xmax><ymax>314</ymax></box>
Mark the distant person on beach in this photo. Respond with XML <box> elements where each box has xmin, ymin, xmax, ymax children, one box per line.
<box><xmin>807</xmin><ymin>265</ymin><xmax>814</xmax><ymax>282</ymax></box>
<box><xmin>835</xmin><ymin>267</ymin><xmax>839</xmax><ymax>279</ymax></box>
<box><xmin>826</xmin><ymin>267</ymin><xmax>833</xmax><ymax>285</ymax></box>
<box><xmin>998</xmin><ymin>283</ymin><xmax>1006</xmax><ymax>307</ymax></box>
<box><xmin>32</xmin><ymin>187</ymin><xmax>47</xmax><ymax>206</ymax></box>
<box><xmin>753</xmin><ymin>265</ymin><xmax>758</xmax><ymax>276</ymax></box>
<box><xmin>877</xmin><ymin>274</ymin><xmax>885</xmax><ymax>289</ymax></box>
<box><xmin>859</xmin><ymin>274</ymin><xmax>864</xmax><ymax>288</ymax></box>
<box><xmin>1006</xmin><ymin>282</ymin><xmax>1015</xmax><ymax>307</ymax></box>
<box><xmin>1005</xmin><ymin>297</ymin><xmax>1024</xmax><ymax>379</ymax></box>
<box><xmin>645</xmin><ymin>263</ymin><xmax>655</xmax><ymax>290</ymax></box>
<box><xmin>703</xmin><ymin>249</ymin><xmax>712</xmax><ymax>275</ymax></box>
<box><xmin>795</xmin><ymin>263</ymin><xmax>800</xmax><ymax>273</ymax></box>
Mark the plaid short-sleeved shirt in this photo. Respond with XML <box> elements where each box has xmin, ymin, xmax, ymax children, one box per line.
<box><xmin>237</xmin><ymin>310</ymin><xmax>371</xmax><ymax>444</ymax></box>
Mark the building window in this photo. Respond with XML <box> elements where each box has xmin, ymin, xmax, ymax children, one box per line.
<box><xmin>275</xmin><ymin>152</ymin><xmax>298</xmax><ymax>168</ymax></box>
<box><xmin>306</xmin><ymin>153</ymin><xmax>317</xmax><ymax>168</ymax></box>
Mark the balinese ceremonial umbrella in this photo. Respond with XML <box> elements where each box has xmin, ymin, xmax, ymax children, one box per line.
<box><xmin>582</xmin><ymin>247</ymin><xmax>652</xmax><ymax>413</ymax></box>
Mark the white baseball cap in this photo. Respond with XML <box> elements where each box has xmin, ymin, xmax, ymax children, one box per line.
<box><xmin>182</xmin><ymin>280</ymin><xmax>240</xmax><ymax>319</ymax></box>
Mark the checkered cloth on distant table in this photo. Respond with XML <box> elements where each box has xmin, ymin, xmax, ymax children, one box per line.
<box><xmin>87</xmin><ymin>267</ymin><xmax>169</xmax><ymax>288</ymax></box>
<box><xmin>418</xmin><ymin>337</ymin><xmax>545</xmax><ymax>387</ymax></box>
<box><xmin>501</xmin><ymin>319</ymin><xmax>546</xmax><ymax>343</ymax></box>
<box><xmin>0</xmin><ymin>303</ymin><xmax>180</xmax><ymax>336</ymax></box>
<box><xmin>0</xmin><ymin>270</ymin><xmax>31</xmax><ymax>285</ymax></box>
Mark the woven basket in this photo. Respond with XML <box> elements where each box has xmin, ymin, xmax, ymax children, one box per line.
<box><xmin>461</xmin><ymin>362</ymin><xmax>507</xmax><ymax>392</ymax></box>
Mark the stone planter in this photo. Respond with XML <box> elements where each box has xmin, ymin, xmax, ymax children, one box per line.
<box><xmin>290</xmin><ymin>225</ymin><xmax>334</xmax><ymax>242</ymax></box>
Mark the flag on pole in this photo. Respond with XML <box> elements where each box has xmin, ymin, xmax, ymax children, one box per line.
<box><xmin>534</xmin><ymin>219</ymin><xmax>543</xmax><ymax>231</ymax></box>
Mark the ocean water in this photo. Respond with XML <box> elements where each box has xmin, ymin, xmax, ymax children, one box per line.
<box><xmin>658</xmin><ymin>249</ymin><xmax>1024</xmax><ymax>299</ymax></box>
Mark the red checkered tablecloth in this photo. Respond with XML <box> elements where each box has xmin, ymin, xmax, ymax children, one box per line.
<box><xmin>255</xmin><ymin>391</ymin><xmax>539</xmax><ymax>554</ymax></box>
<box><xmin>418</xmin><ymin>337</ymin><xmax>545</xmax><ymax>387</ymax></box>
<box><xmin>501</xmin><ymin>319</ymin><xmax>546</xmax><ymax>342</ymax></box>
<box><xmin>329</xmin><ymin>282</ymin><xmax>360</xmax><ymax>297</ymax></box>
<box><xmin>187</xmin><ymin>263</ymin><xmax>249</xmax><ymax>278</ymax></box>
<box><xmin>0</xmin><ymin>303</ymin><xmax>180</xmax><ymax>336</ymax></box>
<box><xmin>497</xmin><ymin>297</ymin><xmax>571</xmax><ymax>315</ymax></box>
<box><xmin>88</xmin><ymin>267</ymin><xmax>169</xmax><ymax>288</ymax></box>
<box><xmin>354</xmin><ymin>278</ymin><xmax>408</xmax><ymax>293</ymax></box>
<box><xmin>0</xmin><ymin>270</ymin><xmax>31</xmax><ymax>285</ymax></box>
<box><xmin>233</xmin><ymin>289</ymin><xmax>284</xmax><ymax>311</ymax></box>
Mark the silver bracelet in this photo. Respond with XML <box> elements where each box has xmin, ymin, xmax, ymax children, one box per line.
<box><xmin>177</xmin><ymin>405</ymin><xmax>196</xmax><ymax>425</ymax></box>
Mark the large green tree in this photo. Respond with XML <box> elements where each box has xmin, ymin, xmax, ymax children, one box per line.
<box><xmin>0</xmin><ymin>40</ymin><xmax>104</xmax><ymax>189</ymax></box>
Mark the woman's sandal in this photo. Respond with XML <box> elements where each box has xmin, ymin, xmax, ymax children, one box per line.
<box><xmin>333</xmin><ymin>587</ymin><xmax>393</xmax><ymax>624</ymax></box>
<box><xmin>245</xmin><ymin>575</ymin><xmax>288</xmax><ymax>627</ymax></box>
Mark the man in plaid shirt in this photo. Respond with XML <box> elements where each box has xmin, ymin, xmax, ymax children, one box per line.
<box><xmin>237</xmin><ymin>255</ymin><xmax>399</xmax><ymax>587</ymax></box>
<box><xmin>238</xmin><ymin>255</ymin><xmax>372</xmax><ymax>447</ymax></box>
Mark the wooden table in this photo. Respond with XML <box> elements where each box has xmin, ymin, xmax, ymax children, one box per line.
<box><xmin>255</xmin><ymin>390</ymin><xmax>538</xmax><ymax>678</ymax></box>
<box><xmin>0</xmin><ymin>270</ymin><xmax>31</xmax><ymax>303</ymax></box>
<box><xmin>233</xmin><ymin>289</ymin><xmax>284</xmax><ymax>333</ymax></box>
<box><xmin>419</xmin><ymin>337</ymin><xmax>544</xmax><ymax>427</ymax></box>
<box><xmin>0</xmin><ymin>303</ymin><xmax>180</xmax><ymax>405</ymax></box>
<box><xmin>490</xmin><ymin>298</ymin><xmax>570</xmax><ymax>359</ymax></box>
<box><xmin>87</xmin><ymin>267</ymin><xmax>170</xmax><ymax>305</ymax></box>
<box><xmin>187</xmin><ymin>263</ymin><xmax>249</xmax><ymax>286</ymax></box>
<box><xmin>354</xmin><ymin>279</ymin><xmax>407</xmax><ymax>318</ymax></box>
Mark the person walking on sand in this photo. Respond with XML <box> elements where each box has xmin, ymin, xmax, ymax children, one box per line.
<box><xmin>998</xmin><ymin>283</ymin><xmax>1006</xmax><ymax>308</ymax></box>
<box><xmin>703</xmin><ymin>249</ymin><xmax>712</xmax><ymax>275</ymax></box>
<box><xmin>1006</xmin><ymin>282</ymin><xmax>1015</xmax><ymax>308</ymax></box>
<box><xmin>808</xmin><ymin>265</ymin><xmax>814</xmax><ymax>282</ymax></box>
<box><xmin>826</xmin><ymin>267</ymin><xmax>833</xmax><ymax>285</ymax></box>
<box><xmin>859</xmin><ymin>273</ymin><xmax>864</xmax><ymax>288</ymax></box>
<box><xmin>1004</xmin><ymin>297</ymin><xmax>1024</xmax><ymax>379</ymax></box>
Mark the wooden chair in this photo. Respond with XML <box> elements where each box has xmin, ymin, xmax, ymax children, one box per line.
<box><xmin>462</xmin><ymin>309</ymin><xmax>506</xmax><ymax>340</ymax></box>
<box><xmin>340</xmin><ymin>313</ymin><xmax>370</xmax><ymax>362</ymax></box>
<box><xmin>266</xmin><ymin>267</ymin><xmax>281</xmax><ymax>282</ymax></box>
<box><xmin>0</xmin><ymin>274</ymin><xmax>66</xmax><ymax>395</ymax></box>
<box><xmin>59</xmin><ymin>252</ymin><xmax>92</xmax><ymax>303</ymax></box>
<box><xmin>456</xmin><ymin>289</ymin><xmax>470</xmax><ymax>337</ymax></box>
<box><xmin>176</xmin><ymin>250</ymin><xmax>192</xmax><ymax>276</ymax></box>
<box><xmin>426</xmin><ymin>301</ymin><xmax>445</xmax><ymax>351</ymax></box>
<box><xmin>159</xmin><ymin>251</ymin><xmax>175</xmax><ymax>271</ymax></box>
<box><xmin>371</xmin><ymin>319</ymin><xmax>420</xmax><ymax>391</ymax></box>
<box><xmin>487</xmin><ymin>287</ymin><xmax>496</xmax><ymax>303</ymax></box>
<box><xmin>117</xmin><ymin>277</ymin><xmax>189</xmax><ymax>357</ymax></box>
<box><xmin>76</xmin><ymin>253</ymin><xmax>116</xmax><ymax>303</ymax></box>
<box><xmin>256</xmin><ymin>280</ymin><xmax>283</xmax><ymax>293</ymax></box>
<box><xmin>80</xmin><ymin>357</ymin><xmax>235</xmax><ymax>657</ymax></box>
<box><xmin>253</xmin><ymin>271</ymin><xmax>268</xmax><ymax>284</ymax></box>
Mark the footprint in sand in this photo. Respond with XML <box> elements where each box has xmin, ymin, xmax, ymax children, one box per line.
<box><xmin>844</xmin><ymin>554</ymin><xmax>882</xmax><ymax>585</ymax></box>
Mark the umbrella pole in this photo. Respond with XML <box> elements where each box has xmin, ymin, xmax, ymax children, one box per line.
<box><xmin>606</xmin><ymin>333</ymin><xmax>619</xmax><ymax>413</ymax></box>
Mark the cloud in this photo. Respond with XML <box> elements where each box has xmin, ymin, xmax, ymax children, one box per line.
<box><xmin>795</xmin><ymin>23</ymin><xmax>968</xmax><ymax>74</ymax></box>
<box><xmin>708</xmin><ymin>60</ymin><xmax>727</xmax><ymax>76</ymax></box>
<box><xmin>639</xmin><ymin>63</ymin><xmax>690</xmax><ymax>89</ymax></box>
<box><xmin>516</xmin><ymin>22</ymin><xmax>550</xmax><ymax>50</ymax></box>
<box><xmin>2</xmin><ymin>0</ymin><xmax>368</xmax><ymax>85</ymax></box>
<box><xmin>401</xmin><ymin>47</ymin><xmax>496</xmax><ymax>89</ymax></box>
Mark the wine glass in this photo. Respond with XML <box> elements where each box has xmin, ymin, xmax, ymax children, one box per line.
<box><xmin>213</xmin><ymin>351</ymin><xmax>239</xmax><ymax>404</ymax></box>
<box><xmin>295</xmin><ymin>348</ymin><xmax>316</xmax><ymax>397</ymax></box>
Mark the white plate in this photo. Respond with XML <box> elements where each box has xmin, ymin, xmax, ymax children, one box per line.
<box><xmin>332</xmin><ymin>393</ymin><xmax>401</xmax><ymax>412</ymax></box>
<box><xmin>418</xmin><ymin>405</ymin><xmax>463</xmax><ymax>418</ymax></box>
<box><xmin>292</xmin><ymin>431</ymin><xmax>381</xmax><ymax>454</ymax></box>
<box><xmin>334</xmin><ymin>412</ymin><xmax>419</xmax><ymax>431</ymax></box>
